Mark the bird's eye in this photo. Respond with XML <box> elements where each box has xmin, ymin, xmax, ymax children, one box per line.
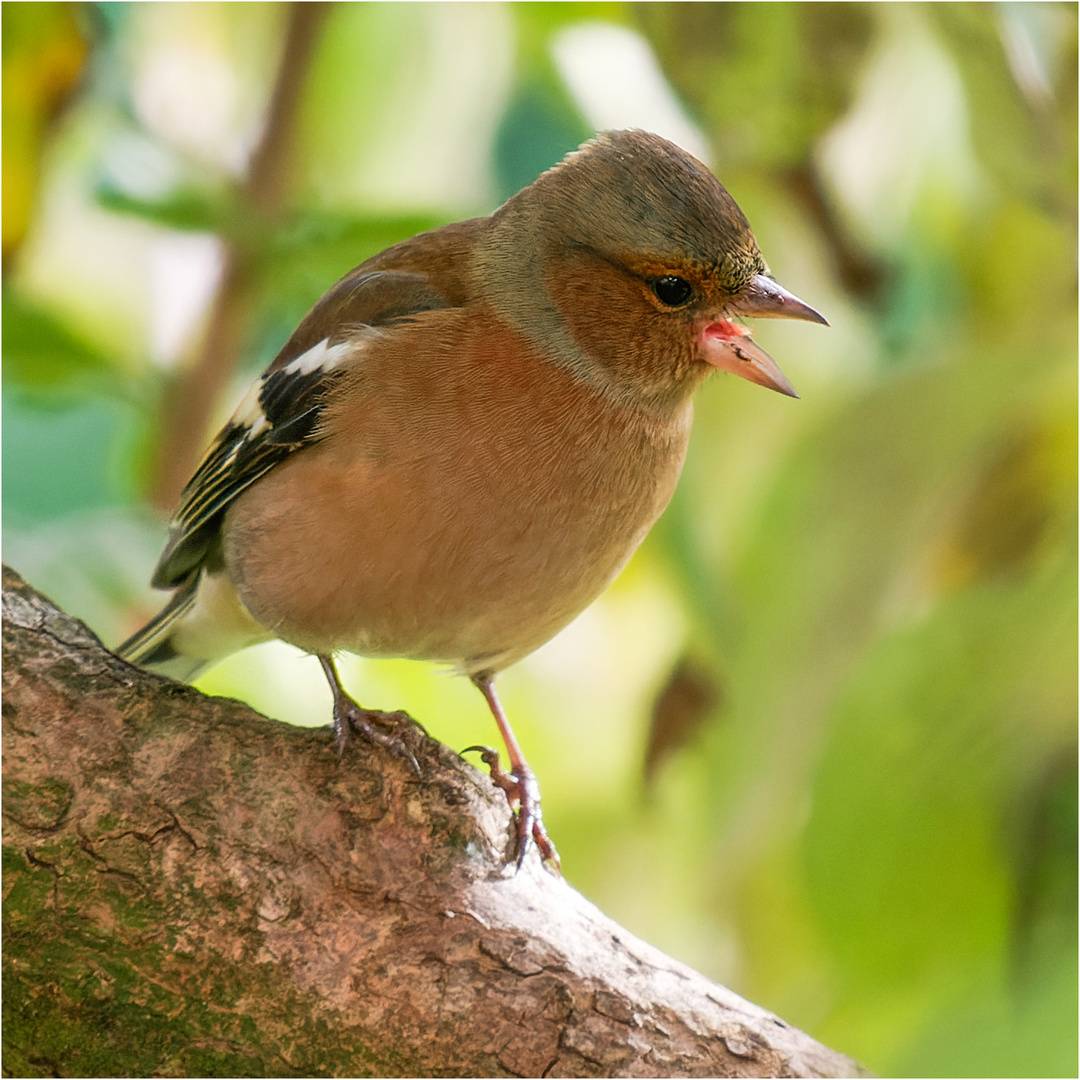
<box><xmin>650</xmin><ymin>276</ymin><xmax>693</xmax><ymax>308</ymax></box>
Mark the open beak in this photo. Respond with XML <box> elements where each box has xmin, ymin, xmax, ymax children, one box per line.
<box><xmin>698</xmin><ymin>275</ymin><xmax>826</xmax><ymax>398</ymax></box>
<box><xmin>699</xmin><ymin>320</ymin><xmax>799</xmax><ymax>398</ymax></box>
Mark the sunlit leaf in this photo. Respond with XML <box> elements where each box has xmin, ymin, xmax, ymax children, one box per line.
<box><xmin>2</xmin><ymin>290</ymin><xmax>112</xmax><ymax>392</ymax></box>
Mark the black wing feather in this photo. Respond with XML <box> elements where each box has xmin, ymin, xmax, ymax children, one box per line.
<box><xmin>151</xmin><ymin>270</ymin><xmax>450</xmax><ymax>589</ymax></box>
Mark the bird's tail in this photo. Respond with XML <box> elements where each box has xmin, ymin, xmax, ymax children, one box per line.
<box><xmin>116</xmin><ymin>575</ymin><xmax>211</xmax><ymax>683</ymax></box>
<box><xmin>119</xmin><ymin>569</ymin><xmax>276</xmax><ymax>682</ymax></box>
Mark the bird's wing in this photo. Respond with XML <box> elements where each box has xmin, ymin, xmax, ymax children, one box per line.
<box><xmin>151</xmin><ymin>269</ymin><xmax>451</xmax><ymax>588</ymax></box>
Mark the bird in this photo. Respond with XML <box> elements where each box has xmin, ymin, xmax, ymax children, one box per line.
<box><xmin>118</xmin><ymin>129</ymin><xmax>826</xmax><ymax>869</ymax></box>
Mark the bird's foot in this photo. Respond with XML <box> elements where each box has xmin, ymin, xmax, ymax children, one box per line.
<box><xmin>462</xmin><ymin>745</ymin><xmax>560</xmax><ymax>872</ymax></box>
<box><xmin>334</xmin><ymin>697</ymin><xmax>423</xmax><ymax>776</ymax></box>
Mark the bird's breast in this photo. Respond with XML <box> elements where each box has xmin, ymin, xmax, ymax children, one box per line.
<box><xmin>223</xmin><ymin>308</ymin><xmax>692</xmax><ymax>670</ymax></box>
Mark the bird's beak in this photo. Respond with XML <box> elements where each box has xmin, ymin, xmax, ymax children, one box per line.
<box><xmin>698</xmin><ymin>275</ymin><xmax>826</xmax><ymax>397</ymax></box>
<box><xmin>698</xmin><ymin>319</ymin><xmax>799</xmax><ymax>398</ymax></box>
<box><xmin>734</xmin><ymin>273</ymin><xmax>829</xmax><ymax>325</ymax></box>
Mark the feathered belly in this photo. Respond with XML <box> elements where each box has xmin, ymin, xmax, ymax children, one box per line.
<box><xmin>223</xmin><ymin>416</ymin><xmax>686</xmax><ymax>672</ymax></box>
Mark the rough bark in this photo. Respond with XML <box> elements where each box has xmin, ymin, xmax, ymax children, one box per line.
<box><xmin>2</xmin><ymin>567</ymin><xmax>868</xmax><ymax>1079</ymax></box>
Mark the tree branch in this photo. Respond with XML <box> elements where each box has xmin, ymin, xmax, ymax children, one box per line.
<box><xmin>149</xmin><ymin>2</ymin><xmax>333</xmax><ymax>513</ymax></box>
<box><xmin>2</xmin><ymin>566</ymin><xmax>868</xmax><ymax>1078</ymax></box>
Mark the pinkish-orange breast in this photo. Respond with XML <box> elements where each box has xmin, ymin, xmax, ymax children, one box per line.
<box><xmin>222</xmin><ymin>306</ymin><xmax>692</xmax><ymax>671</ymax></box>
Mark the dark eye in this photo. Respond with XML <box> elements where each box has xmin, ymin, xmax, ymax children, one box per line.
<box><xmin>650</xmin><ymin>275</ymin><xmax>693</xmax><ymax>308</ymax></box>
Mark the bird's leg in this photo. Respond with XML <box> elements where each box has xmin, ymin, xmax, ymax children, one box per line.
<box><xmin>464</xmin><ymin>671</ymin><xmax>560</xmax><ymax>871</ymax></box>
<box><xmin>317</xmin><ymin>654</ymin><xmax>422</xmax><ymax>775</ymax></box>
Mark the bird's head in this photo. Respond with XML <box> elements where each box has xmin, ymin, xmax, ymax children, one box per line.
<box><xmin>485</xmin><ymin>129</ymin><xmax>826</xmax><ymax>407</ymax></box>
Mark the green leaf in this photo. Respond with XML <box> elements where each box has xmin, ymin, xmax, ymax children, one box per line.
<box><xmin>2</xmin><ymin>291</ymin><xmax>112</xmax><ymax>392</ymax></box>
<box><xmin>94</xmin><ymin>181</ymin><xmax>229</xmax><ymax>234</ymax></box>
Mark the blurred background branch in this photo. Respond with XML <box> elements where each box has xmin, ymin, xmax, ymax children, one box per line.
<box><xmin>2</xmin><ymin>4</ymin><xmax>1076</xmax><ymax>1076</ymax></box>
<box><xmin>149</xmin><ymin>0</ymin><xmax>331</xmax><ymax>512</ymax></box>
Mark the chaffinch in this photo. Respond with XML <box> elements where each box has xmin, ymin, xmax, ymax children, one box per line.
<box><xmin>119</xmin><ymin>129</ymin><xmax>826</xmax><ymax>869</ymax></box>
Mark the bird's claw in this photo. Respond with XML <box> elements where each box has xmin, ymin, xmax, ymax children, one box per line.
<box><xmin>335</xmin><ymin>701</ymin><xmax>422</xmax><ymax>776</ymax></box>
<box><xmin>462</xmin><ymin>745</ymin><xmax>560</xmax><ymax>872</ymax></box>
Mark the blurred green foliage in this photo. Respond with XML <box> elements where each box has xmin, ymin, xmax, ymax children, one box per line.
<box><xmin>3</xmin><ymin>3</ymin><xmax>1075</xmax><ymax>1076</ymax></box>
